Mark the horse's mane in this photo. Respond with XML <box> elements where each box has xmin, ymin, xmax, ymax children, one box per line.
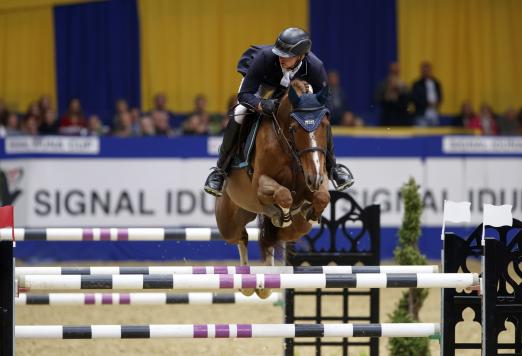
<box><xmin>290</xmin><ymin>80</ymin><xmax>311</xmax><ymax>96</ymax></box>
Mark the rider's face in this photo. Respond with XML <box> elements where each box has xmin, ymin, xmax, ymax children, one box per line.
<box><xmin>279</xmin><ymin>55</ymin><xmax>300</xmax><ymax>70</ymax></box>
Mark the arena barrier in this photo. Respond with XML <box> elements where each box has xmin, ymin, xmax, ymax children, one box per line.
<box><xmin>19</xmin><ymin>273</ymin><xmax>478</xmax><ymax>291</ymax></box>
<box><xmin>15</xmin><ymin>323</ymin><xmax>440</xmax><ymax>339</ymax></box>
<box><xmin>1</xmin><ymin>227</ymin><xmax>258</xmax><ymax>241</ymax></box>
<box><xmin>15</xmin><ymin>265</ymin><xmax>439</xmax><ymax>276</ymax></box>
<box><xmin>16</xmin><ymin>292</ymin><xmax>282</xmax><ymax>306</ymax></box>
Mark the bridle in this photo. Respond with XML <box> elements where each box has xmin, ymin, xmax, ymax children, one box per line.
<box><xmin>270</xmin><ymin>105</ymin><xmax>327</xmax><ymax>194</ymax></box>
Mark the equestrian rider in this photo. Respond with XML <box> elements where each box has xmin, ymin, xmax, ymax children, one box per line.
<box><xmin>204</xmin><ymin>27</ymin><xmax>354</xmax><ymax>197</ymax></box>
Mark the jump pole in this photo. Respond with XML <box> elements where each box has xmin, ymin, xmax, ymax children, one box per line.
<box><xmin>15</xmin><ymin>323</ymin><xmax>441</xmax><ymax>339</ymax></box>
<box><xmin>19</xmin><ymin>273</ymin><xmax>479</xmax><ymax>291</ymax></box>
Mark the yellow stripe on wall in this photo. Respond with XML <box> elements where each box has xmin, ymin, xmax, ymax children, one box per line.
<box><xmin>398</xmin><ymin>0</ymin><xmax>522</xmax><ymax>114</ymax></box>
<box><xmin>139</xmin><ymin>0</ymin><xmax>308</xmax><ymax>113</ymax></box>
<box><xmin>0</xmin><ymin>5</ymin><xmax>56</xmax><ymax>112</ymax></box>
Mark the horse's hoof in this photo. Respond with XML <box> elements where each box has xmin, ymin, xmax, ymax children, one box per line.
<box><xmin>240</xmin><ymin>288</ymin><xmax>255</xmax><ymax>297</ymax></box>
<box><xmin>271</xmin><ymin>207</ymin><xmax>293</xmax><ymax>228</ymax></box>
<box><xmin>307</xmin><ymin>219</ymin><xmax>319</xmax><ymax>225</ymax></box>
<box><xmin>255</xmin><ymin>288</ymin><xmax>272</xmax><ymax>299</ymax></box>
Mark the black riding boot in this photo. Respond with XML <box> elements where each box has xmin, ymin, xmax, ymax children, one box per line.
<box><xmin>204</xmin><ymin>119</ymin><xmax>241</xmax><ymax>197</ymax></box>
<box><xmin>326</xmin><ymin>124</ymin><xmax>354</xmax><ymax>191</ymax></box>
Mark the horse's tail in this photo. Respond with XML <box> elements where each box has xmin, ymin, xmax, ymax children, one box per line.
<box><xmin>258</xmin><ymin>214</ymin><xmax>279</xmax><ymax>261</ymax></box>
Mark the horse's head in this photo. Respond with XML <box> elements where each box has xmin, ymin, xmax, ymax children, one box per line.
<box><xmin>279</xmin><ymin>80</ymin><xmax>330</xmax><ymax>193</ymax></box>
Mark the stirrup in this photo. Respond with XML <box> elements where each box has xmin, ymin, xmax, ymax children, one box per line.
<box><xmin>203</xmin><ymin>167</ymin><xmax>227</xmax><ymax>197</ymax></box>
<box><xmin>330</xmin><ymin>163</ymin><xmax>354</xmax><ymax>191</ymax></box>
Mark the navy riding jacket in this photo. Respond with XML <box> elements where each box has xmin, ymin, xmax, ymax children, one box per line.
<box><xmin>236</xmin><ymin>45</ymin><xmax>328</xmax><ymax>111</ymax></box>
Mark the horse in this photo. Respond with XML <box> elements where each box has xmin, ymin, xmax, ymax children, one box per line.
<box><xmin>215</xmin><ymin>80</ymin><xmax>331</xmax><ymax>298</ymax></box>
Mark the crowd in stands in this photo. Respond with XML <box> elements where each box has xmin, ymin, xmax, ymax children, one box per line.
<box><xmin>1</xmin><ymin>61</ymin><xmax>521</xmax><ymax>137</ymax></box>
<box><xmin>330</xmin><ymin>61</ymin><xmax>522</xmax><ymax>135</ymax></box>
<box><xmin>0</xmin><ymin>93</ymin><xmax>233</xmax><ymax>138</ymax></box>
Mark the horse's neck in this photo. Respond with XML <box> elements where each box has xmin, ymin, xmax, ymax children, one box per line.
<box><xmin>275</xmin><ymin>96</ymin><xmax>292</xmax><ymax>130</ymax></box>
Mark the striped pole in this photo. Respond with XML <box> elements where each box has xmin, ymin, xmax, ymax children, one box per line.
<box><xmin>1</xmin><ymin>227</ymin><xmax>258</xmax><ymax>242</ymax></box>
<box><xmin>15</xmin><ymin>265</ymin><xmax>439</xmax><ymax>276</ymax></box>
<box><xmin>16</xmin><ymin>292</ymin><xmax>282</xmax><ymax>306</ymax></box>
<box><xmin>19</xmin><ymin>273</ymin><xmax>479</xmax><ymax>290</ymax></box>
<box><xmin>15</xmin><ymin>323</ymin><xmax>440</xmax><ymax>339</ymax></box>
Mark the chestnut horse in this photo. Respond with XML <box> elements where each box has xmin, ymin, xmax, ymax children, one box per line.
<box><xmin>215</xmin><ymin>80</ymin><xmax>331</xmax><ymax>298</ymax></box>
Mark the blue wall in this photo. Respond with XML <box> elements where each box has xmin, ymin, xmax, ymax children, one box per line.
<box><xmin>54</xmin><ymin>0</ymin><xmax>141</xmax><ymax>121</ymax></box>
<box><xmin>309</xmin><ymin>0</ymin><xmax>397</xmax><ymax>123</ymax></box>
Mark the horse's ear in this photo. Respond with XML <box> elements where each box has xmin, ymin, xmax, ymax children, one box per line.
<box><xmin>316</xmin><ymin>86</ymin><xmax>330</xmax><ymax>105</ymax></box>
<box><xmin>288</xmin><ymin>85</ymin><xmax>301</xmax><ymax>108</ymax></box>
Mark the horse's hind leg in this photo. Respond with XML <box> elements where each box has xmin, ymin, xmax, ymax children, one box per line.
<box><xmin>255</xmin><ymin>245</ymin><xmax>275</xmax><ymax>299</ymax></box>
<box><xmin>215</xmin><ymin>192</ymin><xmax>256</xmax><ymax>296</ymax></box>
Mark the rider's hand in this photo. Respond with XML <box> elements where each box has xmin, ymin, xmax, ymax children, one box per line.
<box><xmin>260</xmin><ymin>99</ymin><xmax>279</xmax><ymax>116</ymax></box>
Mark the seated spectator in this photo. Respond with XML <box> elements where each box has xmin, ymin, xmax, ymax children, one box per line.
<box><xmin>26</xmin><ymin>101</ymin><xmax>41</xmax><ymax>124</ymax></box>
<box><xmin>38</xmin><ymin>95</ymin><xmax>52</xmax><ymax>115</ymax></box>
<box><xmin>470</xmin><ymin>104</ymin><xmax>497</xmax><ymax>135</ymax></box>
<box><xmin>129</xmin><ymin>107</ymin><xmax>142</xmax><ymax>135</ymax></box>
<box><xmin>59</xmin><ymin>98</ymin><xmax>87</xmax><ymax>135</ymax></box>
<box><xmin>4</xmin><ymin>113</ymin><xmax>22</xmax><ymax>136</ymax></box>
<box><xmin>497</xmin><ymin>108</ymin><xmax>520</xmax><ymax>136</ymax></box>
<box><xmin>327</xmin><ymin>70</ymin><xmax>347</xmax><ymax>125</ymax></box>
<box><xmin>139</xmin><ymin>115</ymin><xmax>156</xmax><ymax>136</ymax></box>
<box><xmin>0</xmin><ymin>98</ymin><xmax>9</xmax><ymax>126</ymax></box>
<box><xmin>113</xmin><ymin>99</ymin><xmax>129</xmax><ymax>126</ymax></box>
<box><xmin>21</xmin><ymin>115</ymin><xmax>39</xmax><ymax>136</ymax></box>
<box><xmin>151</xmin><ymin>92</ymin><xmax>181</xmax><ymax>129</ymax></box>
<box><xmin>112</xmin><ymin>112</ymin><xmax>135</xmax><ymax>137</ymax></box>
<box><xmin>152</xmin><ymin>110</ymin><xmax>173</xmax><ymax>136</ymax></box>
<box><xmin>339</xmin><ymin>111</ymin><xmax>364</xmax><ymax>127</ymax></box>
<box><xmin>183</xmin><ymin>94</ymin><xmax>210</xmax><ymax>135</ymax></box>
<box><xmin>87</xmin><ymin>115</ymin><xmax>108</xmax><ymax>136</ymax></box>
<box><xmin>518</xmin><ymin>107</ymin><xmax>522</xmax><ymax>134</ymax></box>
<box><xmin>376</xmin><ymin>62</ymin><xmax>411</xmax><ymax>126</ymax></box>
<box><xmin>455</xmin><ymin>100</ymin><xmax>479</xmax><ymax>128</ymax></box>
<box><xmin>411</xmin><ymin>61</ymin><xmax>443</xmax><ymax>126</ymax></box>
<box><xmin>39</xmin><ymin>110</ymin><xmax>59</xmax><ymax>135</ymax></box>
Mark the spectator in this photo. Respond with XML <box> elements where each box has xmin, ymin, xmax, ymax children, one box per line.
<box><xmin>39</xmin><ymin>110</ymin><xmax>59</xmax><ymax>135</ymax></box>
<box><xmin>518</xmin><ymin>107</ymin><xmax>522</xmax><ymax>134</ymax></box>
<box><xmin>129</xmin><ymin>107</ymin><xmax>142</xmax><ymax>135</ymax></box>
<box><xmin>327</xmin><ymin>70</ymin><xmax>347</xmax><ymax>125</ymax></box>
<box><xmin>26</xmin><ymin>101</ymin><xmax>41</xmax><ymax>124</ymax></box>
<box><xmin>497</xmin><ymin>107</ymin><xmax>520</xmax><ymax>136</ymax></box>
<box><xmin>375</xmin><ymin>62</ymin><xmax>410</xmax><ymax>126</ymax></box>
<box><xmin>183</xmin><ymin>94</ymin><xmax>210</xmax><ymax>135</ymax></box>
<box><xmin>59</xmin><ymin>98</ymin><xmax>87</xmax><ymax>135</ymax></box>
<box><xmin>151</xmin><ymin>92</ymin><xmax>181</xmax><ymax>129</ymax></box>
<box><xmin>455</xmin><ymin>100</ymin><xmax>479</xmax><ymax>128</ymax></box>
<box><xmin>21</xmin><ymin>115</ymin><xmax>39</xmax><ymax>136</ymax></box>
<box><xmin>151</xmin><ymin>110</ymin><xmax>173</xmax><ymax>136</ymax></box>
<box><xmin>0</xmin><ymin>98</ymin><xmax>9</xmax><ymax>126</ymax></box>
<box><xmin>113</xmin><ymin>99</ymin><xmax>129</xmax><ymax>126</ymax></box>
<box><xmin>469</xmin><ymin>104</ymin><xmax>497</xmax><ymax>135</ymax></box>
<box><xmin>411</xmin><ymin>61</ymin><xmax>443</xmax><ymax>126</ymax></box>
<box><xmin>339</xmin><ymin>111</ymin><xmax>364</xmax><ymax>127</ymax></box>
<box><xmin>4</xmin><ymin>113</ymin><xmax>21</xmax><ymax>136</ymax></box>
<box><xmin>38</xmin><ymin>95</ymin><xmax>52</xmax><ymax>115</ymax></box>
<box><xmin>87</xmin><ymin>115</ymin><xmax>108</xmax><ymax>136</ymax></box>
<box><xmin>139</xmin><ymin>115</ymin><xmax>156</xmax><ymax>136</ymax></box>
<box><xmin>113</xmin><ymin>112</ymin><xmax>135</xmax><ymax>137</ymax></box>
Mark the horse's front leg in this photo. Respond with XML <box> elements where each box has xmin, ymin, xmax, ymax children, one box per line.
<box><xmin>307</xmin><ymin>181</ymin><xmax>330</xmax><ymax>224</ymax></box>
<box><xmin>257</xmin><ymin>174</ymin><xmax>293</xmax><ymax>227</ymax></box>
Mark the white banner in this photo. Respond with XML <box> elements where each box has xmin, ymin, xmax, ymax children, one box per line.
<box><xmin>5</xmin><ymin>136</ymin><xmax>100</xmax><ymax>154</ymax></box>
<box><xmin>0</xmin><ymin>157</ymin><xmax>520</xmax><ymax>227</ymax></box>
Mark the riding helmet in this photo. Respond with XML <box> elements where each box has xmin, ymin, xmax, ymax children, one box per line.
<box><xmin>272</xmin><ymin>27</ymin><xmax>312</xmax><ymax>58</ymax></box>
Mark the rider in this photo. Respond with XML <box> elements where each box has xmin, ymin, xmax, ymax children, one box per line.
<box><xmin>204</xmin><ymin>27</ymin><xmax>354</xmax><ymax>197</ymax></box>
